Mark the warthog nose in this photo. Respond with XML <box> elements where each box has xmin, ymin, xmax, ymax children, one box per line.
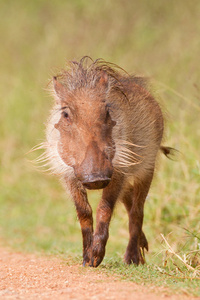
<box><xmin>82</xmin><ymin>175</ymin><xmax>111</xmax><ymax>190</ymax></box>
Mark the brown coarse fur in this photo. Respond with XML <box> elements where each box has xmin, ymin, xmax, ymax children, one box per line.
<box><xmin>38</xmin><ymin>56</ymin><xmax>171</xmax><ymax>267</ymax></box>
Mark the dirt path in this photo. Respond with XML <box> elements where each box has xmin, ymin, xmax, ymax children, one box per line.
<box><xmin>0</xmin><ymin>248</ymin><xmax>197</xmax><ymax>300</ymax></box>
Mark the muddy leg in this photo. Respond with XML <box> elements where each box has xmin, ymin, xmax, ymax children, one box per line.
<box><xmin>67</xmin><ymin>178</ymin><xmax>93</xmax><ymax>266</ymax></box>
<box><xmin>122</xmin><ymin>174</ymin><xmax>153</xmax><ymax>265</ymax></box>
<box><xmin>89</xmin><ymin>172</ymin><xmax>124</xmax><ymax>267</ymax></box>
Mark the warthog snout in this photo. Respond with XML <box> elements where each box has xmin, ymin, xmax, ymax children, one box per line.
<box><xmin>74</xmin><ymin>141</ymin><xmax>113</xmax><ymax>190</ymax></box>
<box><xmin>81</xmin><ymin>174</ymin><xmax>111</xmax><ymax>190</ymax></box>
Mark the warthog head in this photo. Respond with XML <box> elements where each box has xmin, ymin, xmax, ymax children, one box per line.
<box><xmin>53</xmin><ymin>69</ymin><xmax>116</xmax><ymax>190</ymax></box>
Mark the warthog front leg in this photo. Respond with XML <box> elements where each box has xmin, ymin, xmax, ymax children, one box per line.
<box><xmin>122</xmin><ymin>172</ymin><xmax>153</xmax><ymax>265</ymax></box>
<box><xmin>67</xmin><ymin>179</ymin><xmax>93</xmax><ymax>266</ymax></box>
<box><xmin>89</xmin><ymin>172</ymin><xmax>124</xmax><ymax>267</ymax></box>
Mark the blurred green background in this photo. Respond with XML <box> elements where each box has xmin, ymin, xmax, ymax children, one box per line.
<box><xmin>0</xmin><ymin>0</ymin><xmax>199</xmax><ymax>264</ymax></box>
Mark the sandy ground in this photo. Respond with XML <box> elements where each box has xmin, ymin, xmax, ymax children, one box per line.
<box><xmin>0</xmin><ymin>248</ymin><xmax>198</xmax><ymax>300</ymax></box>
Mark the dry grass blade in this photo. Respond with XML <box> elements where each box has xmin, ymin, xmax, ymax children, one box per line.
<box><xmin>160</xmin><ymin>234</ymin><xmax>200</xmax><ymax>277</ymax></box>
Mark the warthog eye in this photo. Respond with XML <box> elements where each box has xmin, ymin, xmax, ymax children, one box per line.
<box><xmin>105</xmin><ymin>109</ymin><xmax>116</xmax><ymax>127</ymax></box>
<box><xmin>62</xmin><ymin>111</ymin><xmax>69</xmax><ymax>119</ymax></box>
<box><xmin>61</xmin><ymin>106</ymin><xmax>71</xmax><ymax>122</ymax></box>
<box><xmin>105</xmin><ymin>110</ymin><xmax>110</xmax><ymax>122</ymax></box>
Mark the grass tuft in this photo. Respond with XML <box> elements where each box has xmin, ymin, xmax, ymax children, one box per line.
<box><xmin>160</xmin><ymin>233</ymin><xmax>200</xmax><ymax>278</ymax></box>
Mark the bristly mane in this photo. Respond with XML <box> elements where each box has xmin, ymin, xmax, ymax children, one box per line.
<box><xmin>54</xmin><ymin>56</ymin><xmax>132</xmax><ymax>100</ymax></box>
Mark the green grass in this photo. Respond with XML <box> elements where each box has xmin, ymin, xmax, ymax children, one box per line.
<box><xmin>0</xmin><ymin>0</ymin><xmax>200</xmax><ymax>297</ymax></box>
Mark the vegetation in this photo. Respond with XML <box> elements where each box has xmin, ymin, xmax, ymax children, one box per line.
<box><xmin>0</xmin><ymin>0</ymin><xmax>199</xmax><ymax>296</ymax></box>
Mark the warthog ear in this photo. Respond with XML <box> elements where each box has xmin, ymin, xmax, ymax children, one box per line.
<box><xmin>98</xmin><ymin>71</ymin><xmax>109</xmax><ymax>88</ymax></box>
<box><xmin>53</xmin><ymin>76</ymin><xmax>67</xmax><ymax>104</ymax></box>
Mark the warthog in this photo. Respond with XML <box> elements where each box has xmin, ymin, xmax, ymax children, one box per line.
<box><xmin>39</xmin><ymin>57</ymin><xmax>172</xmax><ymax>267</ymax></box>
